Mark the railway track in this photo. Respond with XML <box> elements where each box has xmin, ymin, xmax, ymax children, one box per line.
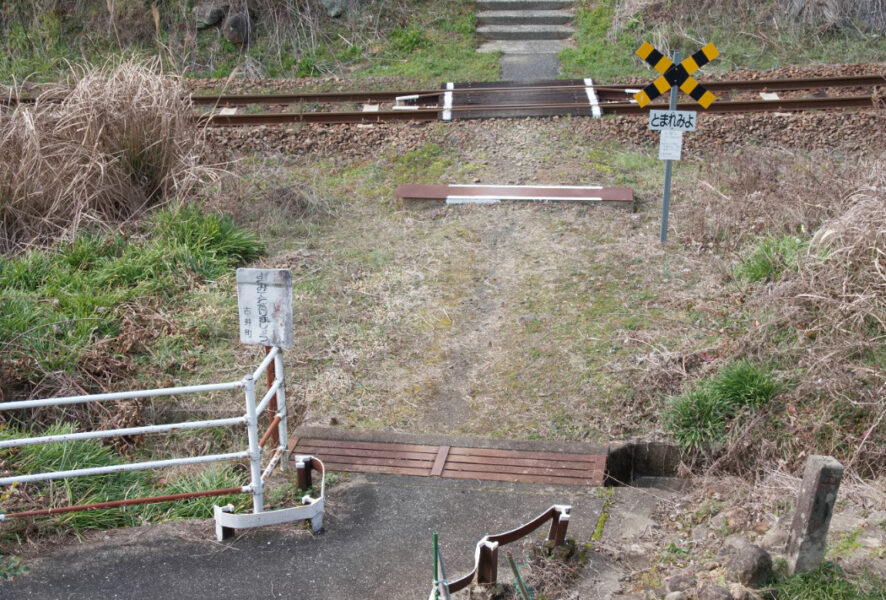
<box><xmin>5</xmin><ymin>74</ymin><xmax>883</xmax><ymax>126</ymax></box>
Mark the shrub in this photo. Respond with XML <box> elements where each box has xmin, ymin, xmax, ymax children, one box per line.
<box><xmin>0</xmin><ymin>58</ymin><xmax>205</xmax><ymax>252</ymax></box>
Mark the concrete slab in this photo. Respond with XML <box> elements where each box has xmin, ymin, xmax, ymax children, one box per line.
<box><xmin>477</xmin><ymin>0</ymin><xmax>573</xmax><ymax>10</ymax></box>
<box><xmin>2</xmin><ymin>474</ymin><xmax>618</xmax><ymax>600</ymax></box>
<box><xmin>478</xmin><ymin>24</ymin><xmax>574</xmax><ymax>40</ymax></box>
<box><xmin>478</xmin><ymin>39</ymin><xmax>572</xmax><ymax>54</ymax></box>
<box><xmin>502</xmin><ymin>52</ymin><xmax>561</xmax><ymax>80</ymax></box>
<box><xmin>477</xmin><ymin>10</ymin><xmax>574</xmax><ymax>26</ymax></box>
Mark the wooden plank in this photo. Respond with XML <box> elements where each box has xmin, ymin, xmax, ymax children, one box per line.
<box><xmin>445</xmin><ymin>454</ymin><xmax>600</xmax><ymax>471</ymax></box>
<box><xmin>296</xmin><ymin>438</ymin><xmax>439</xmax><ymax>454</ymax></box>
<box><xmin>442</xmin><ymin>461</ymin><xmax>595</xmax><ymax>478</ymax></box>
<box><xmin>289</xmin><ymin>435</ymin><xmax>606</xmax><ymax>486</ymax></box>
<box><xmin>298</xmin><ymin>454</ymin><xmax>431</xmax><ymax>470</ymax></box>
<box><xmin>448</xmin><ymin>446</ymin><xmax>604</xmax><ymax>463</ymax></box>
<box><xmin>322</xmin><ymin>462</ymin><xmax>430</xmax><ymax>477</ymax></box>
<box><xmin>293</xmin><ymin>445</ymin><xmax>437</xmax><ymax>462</ymax></box>
<box><xmin>441</xmin><ymin>469</ymin><xmax>599</xmax><ymax>486</ymax></box>
<box><xmin>430</xmin><ymin>445</ymin><xmax>450</xmax><ymax>477</ymax></box>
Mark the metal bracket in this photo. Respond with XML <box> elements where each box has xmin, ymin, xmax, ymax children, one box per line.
<box><xmin>214</xmin><ymin>455</ymin><xmax>326</xmax><ymax>541</ymax></box>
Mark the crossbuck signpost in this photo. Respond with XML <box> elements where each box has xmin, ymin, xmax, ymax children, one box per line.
<box><xmin>633</xmin><ymin>42</ymin><xmax>720</xmax><ymax>242</ymax></box>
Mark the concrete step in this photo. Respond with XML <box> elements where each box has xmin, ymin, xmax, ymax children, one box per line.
<box><xmin>478</xmin><ymin>39</ymin><xmax>572</xmax><ymax>53</ymax></box>
<box><xmin>476</xmin><ymin>0</ymin><xmax>573</xmax><ymax>10</ymax></box>
<box><xmin>477</xmin><ymin>24</ymin><xmax>574</xmax><ymax>40</ymax></box>
<box><xmin>476</xmin><ymin>9</ymin><xmax>573</xmax><ymax>26</ymax></box>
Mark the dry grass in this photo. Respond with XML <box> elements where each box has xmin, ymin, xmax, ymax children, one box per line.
<box><xmin>0</xmin><ymin>58</ymin><xmax>205</xmax><ymax>252</ymax></box>
<box><xmin>752</xmin><ymin>158</ymin><xmax>886</xmax><ymax>474</ymax></box>
<box><xmin>680</xmin><ymin>148</ymin><xmax>860</xmax><ymax>251</ymax></box>
<box><xmin>674</xmin><ymin>151</ymin><xmax>886</xmax><ymax>476</ymax></box>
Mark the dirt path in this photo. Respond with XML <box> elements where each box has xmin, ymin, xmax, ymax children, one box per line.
<box><xmin>422</xmin><ymin>216</ymin><xmax>517</xmax><ymax>430</ymax></box>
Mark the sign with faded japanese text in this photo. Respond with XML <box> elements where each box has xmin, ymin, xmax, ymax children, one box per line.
<box><xmin>649</xmin><ymin>109</ymin><xmax>697</xmax><ymax>131</ymax></box>
<box><xmin>237</xmin><ymin>268</ymin><xmax>293</xmax><ymax>348</ymax></box>
<box><xmin>658</xmin><ymin>129</ymin><xmax>683</xmax><ymax>161</ymax></box>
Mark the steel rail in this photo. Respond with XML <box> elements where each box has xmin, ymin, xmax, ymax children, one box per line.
<box><xmin>0</xmin><ymin>380</ymin><xmax>244</xmax><ymax>410</ymax></box>
<box><xmin>200</xmin><ymin>109</ymin><xmax>440</xmax><ymax>126</ymax></box>
<box><xmin>201</xmin><ymin>94</ymin><xmax>879</xmax><ymax>126</ymax></box>
<box><xmin>189</xmin><ymin>74</ymin><xmax>885</xmax><ymax>107</ymax></box>
<box><xmin>6</xmin><ymin>75</ymin><xmax>882</xmax><ymax>107</ymax></box>
<box><xmin>0</xmin><ymin>416</ymin><xmax>247</xmax><ymax>449</ymax></box>
<box><xmin>604</xmin><ymin>94</ymin><xmax>880</xmax><ymax>114</ymax></box>
<box><xmin>0</xmin><ymin>487</ymin><xmax>248</xmax><ymax>520</ymax></box>
<box><xmin>190</xmin><ymin>89</ymin><xmax>437</xmax><ymax>105</ymax></box>
<box><xmin>446</xmin><ymin>95</ymin><xmax>879</xmax><ymax>114</ymax></box>
<box><xmin>0</xmin><ymin>451</ymin><xmax>251</xmax><ymax>485</ymax></box>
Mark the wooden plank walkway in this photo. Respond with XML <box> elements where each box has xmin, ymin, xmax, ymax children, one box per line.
<box><xmin>290</xmin><ymin>437</ymin><xmax>606</xmax><ymax>486</ymax></box>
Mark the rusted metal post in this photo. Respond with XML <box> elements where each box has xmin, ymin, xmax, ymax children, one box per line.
<box><xmin>296</xmin><ymin>456</ymin><xmax>312</xmax><ymax>491</ymax></box>
<box><xmin>547</xmin><ymin>505</ymin><xmax>571</xmax><ymax>546</ymax></box>
<box><xmin>476</xmin><ymin>540</ymin><xmax>499</xmax><ymax>585</ymax></box>
<box><xmin>273</xmin><ymin>350</ymin><xmax>289</xmax><ymax>470</ymax></box>
<box><xmin>264</xmin><ymin>346</ymin><xmax>279</xmax><ymax>448</ymax></box>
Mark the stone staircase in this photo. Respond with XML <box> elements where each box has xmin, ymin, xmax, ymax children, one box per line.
<box><xmin>476</xmin><ymin>0</ymin><xmax>575</xmax><ymax>78</ymax></box>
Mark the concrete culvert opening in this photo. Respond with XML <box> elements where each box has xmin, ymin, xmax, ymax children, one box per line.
<box><xmin>605</xmin><ymin>441</ymin><xmax>683</xmax><ymax>488</ymax></box>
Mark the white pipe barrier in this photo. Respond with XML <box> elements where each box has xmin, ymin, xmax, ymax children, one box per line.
<box><xmin>0</xmin><ymin>348</ymin><xmax>325</xmax><ymax>539</ymax></box>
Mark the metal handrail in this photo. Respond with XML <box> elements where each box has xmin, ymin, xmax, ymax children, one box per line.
<box><xmin>437</xmin><ymin>505</ymin><xmax>572</xmax><ymax>594</ymax></box>
<box><xmin>0</xmin><ymin>347</ymin><xmax>321</xmax><ymax>538</ymax></box>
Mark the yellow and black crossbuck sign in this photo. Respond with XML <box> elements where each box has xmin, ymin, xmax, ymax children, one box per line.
<box><xmin>634</xmin><ymin>42</ymin><xmax>719</xmax><ymax>109</ymax></box>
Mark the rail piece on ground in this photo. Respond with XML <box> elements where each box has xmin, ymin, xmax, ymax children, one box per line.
<box><xmin>290</xmin><ymin>436</ymin><xmax>606</xmax><ymax>486</ymax></box>
<box><xmin>395</xmin><ymin>184</ymin><xmax>634</xmax><ymax>209</ymax></box>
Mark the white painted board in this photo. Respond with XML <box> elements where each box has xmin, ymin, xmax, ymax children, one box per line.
<box><xmin>237</xmin><ymin>268</ymin><xmax>294</xmax><ymax>348</ymax></box>
<box><xmin>649</xmin><ymin>109</ymin><xmax>697</xmax><ymax>131</ymax></box>
<box><xmin>658</xmin><ymin>129</ymin><xmax>683</xmax><ymax>161</ymax></box>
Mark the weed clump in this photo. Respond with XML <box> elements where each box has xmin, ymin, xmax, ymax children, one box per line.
<box><xmin>0</xmin><ymin>205</ymin><xmax>264</xmax><ymax>416</ymax></box>
<box><xmin>664</xmin><ymin>360</ymin><xmax>781</xmax><ymax>452</ymax></box>
<box><xmin>0</xmin><ymin>59</ymin><xmax>204</xmax><ymax>252</ymax></box>
<box><xmin>773</xmin><ymin>562</ymin><xmax>886</xmax><ymax>600</ymax></box>
<box><xmin>735</xmin><ymin>235</ymin><xmax>808</xmax><ymax>283</ymax></box>
<box><xmin>0</xmin><ymin>423</ymin><xmax>248</xmax><ymax>533</ymax></box>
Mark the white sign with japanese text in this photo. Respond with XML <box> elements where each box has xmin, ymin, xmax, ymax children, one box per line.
<box><xmin>237</xmin><ymin>268</ymin><xmax>293</xmax><ymax>348</ymax></box>
<box><xmin>658</xmin><ymin>129</ymin><xmax>683</xmax><ymax>161</ymax></box>
<box><xmin>649</xmin><ymin>109</ymin><xmax>697</xmax><ymax>131</ymax></box>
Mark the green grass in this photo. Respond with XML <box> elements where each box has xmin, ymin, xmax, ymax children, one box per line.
<box><xmin>774</xmin><ymin>563</ymin><xmax>886</xmax><ymax>600</ymax></box>
<box><xmin>559</xmin><ymin>0</ymin><xmax>886</xmax><ymax>81</ymax></box>
<box><xmin>735</xmin><ymin>235</ymin><xmax>809</xmax><ymax>283</ymax></box>
<box><xmin>0</xmin><ymin>204</ymin><xmax>264</xmax><ymax>388</ymax></box>
<box><xmin>559</xmin><ymin>0</ymin><xmax>649</xmax><ymax>80</ymax></box>
<box><xmin>0</xmin><ymin>0</ymin><xmax>497</xmax><ymax>83</ymax></box>
<box><xmin>352</xmin><ymin>9</ymin><xmax>498</xmax><ymax>82</ymax></box>
<box><xmin>0</xmin><ymin>424</ymin><xmax>249</xmax><ymax>532</ymax></box>
<box><xmin>663</xmin><ymin>360</ymin><xmax>782</xmax><ymax>451</ymax></box>
<box><xmin>0</xmin><ymin>555</ymin><xmax>28</xmax><ymax>580</ymax></box>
